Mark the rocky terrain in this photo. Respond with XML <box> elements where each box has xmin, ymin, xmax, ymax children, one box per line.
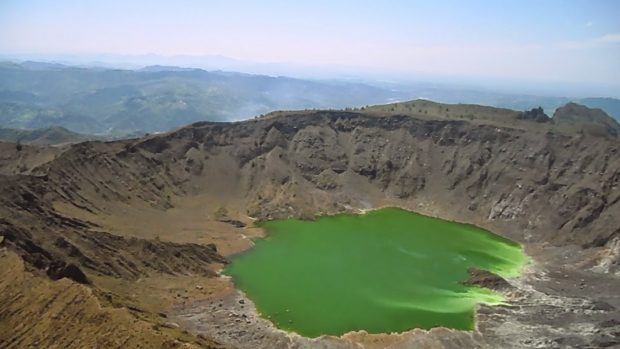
<box><xmin>0</xmin><ymin>99</ymin><xmax>618</xmax><ymax>348</ymax></box>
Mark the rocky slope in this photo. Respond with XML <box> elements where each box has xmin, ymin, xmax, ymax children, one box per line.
<box><xmin>0</xmin><ymin>250</ymin><xmax>225</xmax><ymax>349</ymax></box>
<box><xmin>0</xmin><ymin>100</ymin><xmax>618</xmax><ymax>348</ymax></box>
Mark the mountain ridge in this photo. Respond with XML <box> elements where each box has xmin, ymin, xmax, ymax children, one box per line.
<box><xmin>1</xmin><ymin>61</ymin><xmax>619</xmax><ymax>138</ymax></box>
<box><xmin>0</xmin><ymin>126</ymin><xmax>94</xmax><ymax>145</ymax></box>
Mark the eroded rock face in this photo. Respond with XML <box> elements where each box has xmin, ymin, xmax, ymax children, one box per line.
<box><xmin>141</xmin><ymin>110</ymin><xmax>619</xmax><ymax>260</ymax></box>
<box><xmin>3</xmin><ymin>106</ymin><xmax>618</xmax><ymax>275</ymax></box>
<box><xmin>0</xmin><ymin>206</ymin><xmax>227</xmax><ymax>281</ymax></box>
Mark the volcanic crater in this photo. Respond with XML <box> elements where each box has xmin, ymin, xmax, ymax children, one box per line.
<box><xmin>1</xmin><ymin>100</ymin><xmax>619</xmax><ymax>349</ymax></box>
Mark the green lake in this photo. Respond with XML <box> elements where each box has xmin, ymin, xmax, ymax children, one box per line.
<box><xmin>224</xmin><ymin>207</ymin><xmax>527</xmax><ymax>337</ymax></box>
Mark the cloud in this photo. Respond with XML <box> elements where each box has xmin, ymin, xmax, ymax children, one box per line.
<box><xmin>596</xmin><ymin>33</ymin><xmax>620</xmax><ymax>43</ymax></box>
<box><xmin>558</xmin><ymin>33</ymin><xmax>620</xmax><ymax>50</ymax></box>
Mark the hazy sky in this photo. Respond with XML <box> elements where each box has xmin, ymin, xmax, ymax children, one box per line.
<box><xmin>1</xmin><ymin>0</ymin><xmax>619</xmax><ymax>91</ymax></box>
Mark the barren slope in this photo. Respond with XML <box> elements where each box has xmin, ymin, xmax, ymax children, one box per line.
<box><xmin>0</xmin><ymin>250</ymin><xmax>224</xmax><ymax>349</ymax></box>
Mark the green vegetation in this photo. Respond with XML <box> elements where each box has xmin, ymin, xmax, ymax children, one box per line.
<box><xmin>0</xmin><ymin>62</ymin><xmax>401</xmax><ymax>135</ymax></box>
<box><xmin>225</xmin><ymin>208</ymin><xmax>527</xmax><ymax>337</ymax></box>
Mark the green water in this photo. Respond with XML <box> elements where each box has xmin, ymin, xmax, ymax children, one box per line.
<box><xmin>224</xmin><ymin>207</ymin><xmax>527</xmax><ymax>337</ymax></box>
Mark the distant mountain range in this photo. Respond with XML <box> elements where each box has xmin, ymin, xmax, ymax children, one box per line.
<box><xmin>0</xmin><ymin>61</ymin><xmax>407</xmax><ymax>135</ymax></box>
<box><xmin>0</xmin><ymin>61</ymin><xmax>618</xmax><ymax>136</ymax></box>
<box><xmin>0</xmin><ymin>126</ymin><xmax>96</xmax><ymax>145</ymax></box>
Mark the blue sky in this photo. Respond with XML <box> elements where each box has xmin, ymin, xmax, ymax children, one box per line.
<box><xmin>1</xmin><ymin>0</ymin><xmax>619</xmax><ymax>93</ymax></box>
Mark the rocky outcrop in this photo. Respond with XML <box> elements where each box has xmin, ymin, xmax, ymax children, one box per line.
<box><xmin>518</xmin><ymin>107</ymin><xmax>550</xmax><ymax>123</ymax></box>
<box><xmin>462</xmin><ymin>267</ymin><xmax>511</xmax><ymax>290</ymax></box>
